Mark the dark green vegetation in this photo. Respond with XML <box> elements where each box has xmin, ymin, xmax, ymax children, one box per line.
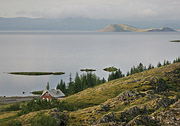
<box><xmin>103</xmin><ymin>66</ymin><xmax>117</xmax><ymax>72</ymax></box>
<box><xmin>18</xmin><ymin>99</ymin><xmax>76</xmax><ymax>115</ymax></box>
<box><xmin>57</xmin><ymin>72</ymin><xmax>106</xmax><ymax>96</ymax></box>
<box><xmin>9</xmin><ymin>72</ymin><xmax>65</xmax><ymax>76</ymax></box>
<box><xmin>108</xmin><ymin>69</ymin><xmax>125</xmax><ymax>81</ymax></box>
<box><xmin>173</xmin><ymin>57</ymin><xmax>180</xmax><ymax>63</ymax></box>
<box><xmin>30</xmin><ymin>112</ymin><xmax>57</xmax><ymax>126</ymax></box>
<box><xmin>80</xmin><ymin>69</ymin><xmax>96</xmax><ymax>72</ymax></box>
<box><xmin>1</xmin><ymin>58</ymin><xmax>180</xmax><ymax>126</ymax></box>
<box><xmin>170</xmin><ymin>40</ymin><xmax>180</xmax><ymax>42</ymax></box>
<box><xmin>57</xmin><ymin>58</ymin><xmax>180</xmax><ymax>98</ymax></box>
<box><xmin>31</xmin><ymin>90</ymin><xmax>43</xmax><ymax>95</ymax></box>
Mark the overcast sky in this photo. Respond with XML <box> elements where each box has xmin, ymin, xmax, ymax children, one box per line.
<box><xmin>0</xmin><ymin>0</ymin><xmax>180</xmax><ymax>20</ymax></box>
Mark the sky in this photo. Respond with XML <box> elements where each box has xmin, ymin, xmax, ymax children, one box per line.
<box><xmin>0</xmin><ymin>0</ymin><xmax>180</xmax><ymax>21</ymax></box>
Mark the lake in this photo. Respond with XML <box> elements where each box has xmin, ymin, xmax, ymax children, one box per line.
<box><xmin>0</xmin><ymin>31</ymin><xmax>180</xmax><ymax>96</ymax></box>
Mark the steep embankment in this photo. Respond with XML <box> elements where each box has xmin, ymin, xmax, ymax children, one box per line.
<box><xmin>17</xmin><ymin>63</ymin><xmax>180</xmax><ymax>126</ymax></box>
<box><xmin>99</xmin><ymin>24</ymin><xmax>177</xmax><ymax>32</ymax></box>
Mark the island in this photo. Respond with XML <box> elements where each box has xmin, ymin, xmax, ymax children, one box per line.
<box><xmin>170</xmin><ymin>40</ymin><xmax>180</xmax><ymax>42</ymax></box>
<box><xmin>8</xmin><ymin>72</ymin><xmax>65</xmax><ymax>76</ymax></box>
<box><xmin>99</xmin><ymin>24</ymin><xmax>177</xmax><ymax>32</ymax></box>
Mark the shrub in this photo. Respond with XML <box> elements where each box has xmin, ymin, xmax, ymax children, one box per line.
<box><xmin>4</xmin><ymin>120</ymin><xmax>22</xmax><ymax>126</ymax></box>
<box><xmin>30</xmin><ymin>113</ymin><xmax>57</xmax><ymax>126</ymax></box>
<box><xmin>5</xmin><ymin>103</ymin><xmax>20</xmax><ymax>111</ymax></box>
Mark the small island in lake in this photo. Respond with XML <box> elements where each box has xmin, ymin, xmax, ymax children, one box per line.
<box><xmin>8</xmin><ymin>72</ymin><xmax>65</xmax><ymax>76</ymax></box>
<box><xmin>170</xmin><ymin>40</ymin><xmax>180</xmax><ymax>42</ymax></box>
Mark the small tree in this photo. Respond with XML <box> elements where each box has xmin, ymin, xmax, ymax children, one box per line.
<box><xmin>46</xmin><ymin>82</ymin><xmax>50</xmax><ymax>90</ymax></box>
<box><xmin>57</xmin><ymin>79</ymin><xmax>66</xmax><ymax>95</ymax></box>
<box><xmin>148</xmin><ymin>64</ymin><xmax>154</xmax><ymax>70</ymax></box>
<box><xmin>80</xmin><ymin>69</ymin><xmax>96</xmax><ymax>87</ymax></box>
<box><xmin>157</xmin><ymin>62</ymin><xmax>162</xmax><ymax>67</ymax></box>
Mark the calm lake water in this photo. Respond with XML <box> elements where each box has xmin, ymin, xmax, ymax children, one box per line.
<box><xmin>0</xmin><ymin>31</ymin><xmax>180</xmax><ymax>96</ymax></box>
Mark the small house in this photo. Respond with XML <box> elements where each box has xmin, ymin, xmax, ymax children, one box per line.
<box><xmin>41</xmin><ymin>89</ymin><xmax>65</xmax><ymax>101</ymax></box>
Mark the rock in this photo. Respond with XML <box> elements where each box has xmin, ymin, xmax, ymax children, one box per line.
<box><xmin>99</xmin><ymin>103</ymin><xmax>110</xmax><ymax>112</ymax></box>
<box><xmin>49</xmin><ymin>109</ymin><xmax>68</xmax><ymax>126</ymax></box>
<box><xmin>155</xmin><ymin>100</ymin><xmax>180</xmax><ymax>126</ymax></box>
<box><xmin>154</xmin><ymin>98</ymin><xmax>177</xmax><ymax>109</ymax></box>
<box><xmin>127</xmin><ymin>115</ymin><xmax>159</xmax><ymax>126</ymax></box>
<box><xmin>125</xmin><ymin>106</ymin><xmax>140</xmax><ymax>116</ymax></box>
<box><xmin>97</xmin><ymin>112</ymin><xmax>116</xmax><ymax>124</ymax></box>
<box><xmin>116</xmin><ymin>90</ymin><xmax>141</xmax><ymax>102</ymax></box>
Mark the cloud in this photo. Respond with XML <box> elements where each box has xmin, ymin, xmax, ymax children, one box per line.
<box><xmin>140</xmin><ymin>9</ymin><xmax>158</xmax><ymax>17</ymax></box>
<box><xmin>1</xmin><ymin>0</ymin><xmax>180</xmax><ymax>21</ymax></box>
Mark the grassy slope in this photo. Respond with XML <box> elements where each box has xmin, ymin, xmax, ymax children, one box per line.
<box><xmin>62</xmin><ymin>63</ymin><xmax>180</xmax><ymax>125</ymax></box>
<box><xmin>63</xmin><ymin>62</ymin><xmax>180</xmax><ymax>108</ymax></box>
<box><xmin>0</xmin><ymin>104</ymin><xmax>20</xmax><ymax>126</ymax></box>
<box><xmin>3</xmin><ymin>63</ymin><xmax>180</xmax><ymax>125</ymax></box>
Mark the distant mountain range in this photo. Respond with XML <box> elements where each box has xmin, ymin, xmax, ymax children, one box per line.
<box><xmin>99</xmin><ymin>24</ymin><xmax>176</xmax><ymax>32</ymax></box>
<box><xmin>0</xmin><ymin>17</ymin><xmax>179</xmax><ymax>31</ymax></box>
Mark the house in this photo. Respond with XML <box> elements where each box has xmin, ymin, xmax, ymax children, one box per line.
<box><xmin>41</xmin><ymin>89</ymin><xmax>65</xmax><ymax>101</ymax></box>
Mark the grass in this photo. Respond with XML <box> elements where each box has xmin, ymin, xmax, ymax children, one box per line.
<box><xmin>9</xmin><ymin>72</ymin><xmax>65</xmax><ymax>76</ymax></box>
<box><xmin>60</xmin><ymin>63</ymin><xmax>180</xmax><ymax>124</ymax></box>
<box><xmin>0</xmin><ymin>111</ymin><xmax>19</xmax><ymax>120</ymax></box>
<box><xmin>0</xmin><ymin>111</ymin><xmax>20</xmax><ymax>126</ymax></box>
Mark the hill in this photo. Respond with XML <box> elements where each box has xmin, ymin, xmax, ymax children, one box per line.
<box><xmin>99</xmin><ymin>24</ymin><xmax>177</xmax><ymax>32</ymax></box>
<box><xmin>1</xmin><ymin>62</ymin><xmax>180</xmax><ymax>125</ymax></box>
<box><xmin>0</xmin><ymin>17</ymin><xmax>180</xmax><ymax>31</ymax></box>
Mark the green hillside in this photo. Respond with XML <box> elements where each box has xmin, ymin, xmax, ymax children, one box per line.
<box><xmin>1</xmin><ymin>62</ymin><xmax>180</xmax><ymax>126</ymax></box>
<box><xmin>99</xmin><ymin>24</ymin><xmax>177</xmax><ymax>32</ymax></box>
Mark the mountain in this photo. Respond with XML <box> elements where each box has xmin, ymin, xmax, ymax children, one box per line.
<box><xmin>0</xmin><ymin>17</ymin><xmax>180</xmax><ymax>31</ymax></box>
<box><xmin>100</xmin><ymin>24</ymin><xmax>177</xmax><ymax>32</ymax></box>
<box><xmin>4</xmin><ymin>62</ymin><xmax>179</xmax><ymax>126</ymax></box>
<box><xmin>0</xmin><ymin>17</ymin><xmax>112</xmax><ymax>31</ymax></box>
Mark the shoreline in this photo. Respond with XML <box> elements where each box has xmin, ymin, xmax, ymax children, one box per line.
<box><xmin>0</xmin><ymin>96</ymin><xmax>40</xmax><ymax>104</ymax></box>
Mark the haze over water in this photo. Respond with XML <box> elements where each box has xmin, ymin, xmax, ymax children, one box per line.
<box><xmin>0</xmin><ymin>31</ymin><xmax>180</xmax><ymax>96</ymax></box>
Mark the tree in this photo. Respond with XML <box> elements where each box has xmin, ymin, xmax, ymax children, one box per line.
<box><xmin>173</xmin><ymin>57</ymin><xmax>180</xmax><ymax>63</ymax></box>
<box><xmin>148</xmin><ymin>64</ymin><xmax>154</xmax><ymax>70</ymax></box>
<box><xmin>67</xmin><ymin>73</ymin><xmax>74</xmax><ymax>95</ymax></box>
<box><xmin>126</xmin><ymin>71</ymin><xmax>130</xmax><ymax>76</ymax></box>
<box><xmin>163</xmin><ymin>60</ymin><xmax>171</xmax><ymax>66</ymax></box>
<box><xmin>137</xmin><ymin>63</ymin><xmax>145</xmax><ymax>72</ymax></box>
<box><xmin>46</xmin><ymin>82</ymin><xmax>50</xmax><ymax>90</ymax></box>
<box><xmin>74</xmin><ymin>72</ymin><xmax>82</xmax><ymax>93</ymax></box>
<box><xmin>102</xmin><ymin>77</ymin><xmax>106</xmax><ymax>83</ymax></box>
<box><xmin>108</xmin><ymin>69</ymin><xmax>124</xmax><ymax>81</ymax></box>
<box><xmin>157</xmin><ymin>62</ymin><xmax>162</xmax><ymax>67</ymax></box>
<box><xmin>57</xmin><ymin>79</ymin><xmax>66</xmax><ymax>95</ymax></box>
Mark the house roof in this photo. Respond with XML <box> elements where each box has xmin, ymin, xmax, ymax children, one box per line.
<box><xmin>41</xmin><ymin>89</ymin><xmax>65</xmax><ymax>98</ymax></box>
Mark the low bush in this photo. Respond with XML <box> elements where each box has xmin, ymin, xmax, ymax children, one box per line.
<box><xmin>30</xmin><ymin>113</ymin><xmax>57</xmax><ymax>126</ymax></box>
